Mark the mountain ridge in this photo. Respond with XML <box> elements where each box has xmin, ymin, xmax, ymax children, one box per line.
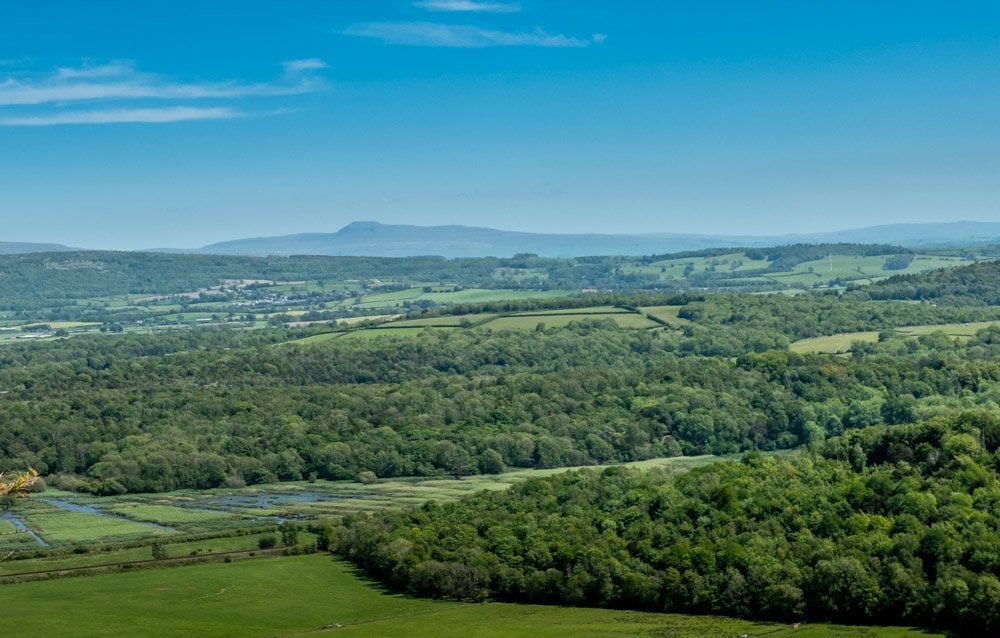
<box><xmin>189</xmin><ymin>220</ymin><xmax>1000</xmax><ymax>258</ymax></box>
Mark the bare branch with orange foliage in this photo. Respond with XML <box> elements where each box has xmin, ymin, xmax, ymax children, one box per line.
<box><xmin>0</xmin><ymin>468</ymin><xmax>39</xmax><ymax>497</ymax></box>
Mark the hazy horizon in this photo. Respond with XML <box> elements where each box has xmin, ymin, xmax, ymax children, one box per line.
<box><xmin>3</xmin><ymin>1</ymin><xmax>999</xmax><ymax>250</ymax></box>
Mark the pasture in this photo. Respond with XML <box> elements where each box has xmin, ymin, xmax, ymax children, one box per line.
<box><xmin>0</xmin><ymin>554</ymin><xmax>942</xmax><ymax>638</ymax></box>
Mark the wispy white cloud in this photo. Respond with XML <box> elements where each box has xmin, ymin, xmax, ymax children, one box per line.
<box><xmin>343</xmin><ymin>22</ymin><xmax>588</xmax><ymax>48</ymax></box>
<box><xmin>0</xmin><ymin>61</ymin><xmax>325</xmax><ymax>106</ymax></box>
<box><xmin>283</xmin><ymin>58</ymin><xmax>329</xmax><ymax>73</ymax></box>
<box><xmin>0</xmin><ymin>106</ymin><xmax>243</xmax><ymax>126</ymax></box>
<box><xmin>414</xmin><ymin>0</ymin><xmax>520</xmax><ymax>13</ymax></box>
<box><xmin>54</xmin><ymin>60</ymin><xmax>136</xmax><ymax>80</ymax></box>
<box><xmin>0</xmin><ymin>60</ymin><xmax>325</xmax><ymax>126</ymax></box>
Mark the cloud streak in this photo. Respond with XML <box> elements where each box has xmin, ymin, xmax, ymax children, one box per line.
<box><xmin>414</xmin><ymin>0</ymin><xmax>520</xmax><ymax>13</ymax></box>
<box><xmin>0</xmin><ymin>61</ymin><xmax>324</xmax><ymax>106</ymax></box>
<box><xmin>0</xmin><ymin>106</ymin><xmax>243</xmax><ymax>126</ymax></box>
<box><xmin>283</xmin><ymin>58</ymin><xmax>329</xmax><ymax>73</ymax></box>
<box><xmin>0</xmin><ymin>60</ymin><xmax>325</xmax><ymax>126</ymax></box>
<box><xmin>343</xmin><ymin>22</ymin><xmax>588</xmax><ymax>48</ymax></box>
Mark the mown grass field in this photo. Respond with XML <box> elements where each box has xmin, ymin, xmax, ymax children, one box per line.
<box><xmin>0</xmin><ymin>554</ymin><xmax>942</xmax><ymax>638</ymax></box>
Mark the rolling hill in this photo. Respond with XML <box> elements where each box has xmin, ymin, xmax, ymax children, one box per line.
<box><xmin>0</xmin><ymin>240</ymin><xmax>75</xmax><ymax>254</ymax></box>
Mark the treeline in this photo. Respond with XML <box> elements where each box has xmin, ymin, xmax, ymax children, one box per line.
<box><xmin>336</xmin><ymin>413</ymin><xmax>1000</xmax><ymax>635</ymax></box>
<box><xmin>853</xmin><ymin>259</ymin><xmax>1000</xmax><ymax>306</ymax></box>
<box><xmin>678</xmin><ymin>292</ymin><xmax>999</xmax><ymax>342</ymax></box>
<box><xmin>2</xmin><ymin>297</ymin><xmax>1000</xmax><ymax>492</ymax></box>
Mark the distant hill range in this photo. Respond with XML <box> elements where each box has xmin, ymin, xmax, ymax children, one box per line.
<box><xmin>0</xmin><ymin>241</ymin><xmax>75</xmax><ymax>255</ymax></box>
<box><xmin>189</xmin><ymin>220</ymin><xmax>1000</xmax><ymax>258</ymax></box>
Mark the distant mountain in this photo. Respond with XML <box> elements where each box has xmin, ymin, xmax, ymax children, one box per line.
<box><xmin>784</xmin><ymin>221</ymin><xmax>1000</xmax><ymax>248</ymax></box>
<box><xmin>0</xmin><ymin>241</ymin><xmax>76</xmax><ymax>255</ymax></box>
<box><xmin>190</xmin><ymin>220</ymin><xmax>1000</xmax><ymax>258</ymax></box>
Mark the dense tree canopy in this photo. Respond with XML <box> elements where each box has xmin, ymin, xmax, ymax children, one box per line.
<box><xmin>337</xmin><ymin>414</ymin><xmax>1000</xmax><ymax>635</ymax></box>
<box><xmin>0</xmin><ymin>290</ymin><xmax>998</xmax><ymax>494</ymax></box>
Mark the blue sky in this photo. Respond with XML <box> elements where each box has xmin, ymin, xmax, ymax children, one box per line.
<box><xmin>2</xmin><ymin>1</ymin><xmax>999</xmax><ymax>249</ymax></box>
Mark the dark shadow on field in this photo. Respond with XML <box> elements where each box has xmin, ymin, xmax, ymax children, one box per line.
<box><xmin>331</xmin><ymin>556</ymin><xmax>413</xmax><ymax>598</ymax></box>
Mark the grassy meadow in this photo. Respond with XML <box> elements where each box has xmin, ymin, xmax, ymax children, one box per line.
<box><xmin>0</xmin><ymin>554</ymin><xmax>943</xmax><ymax>638</ymax></box>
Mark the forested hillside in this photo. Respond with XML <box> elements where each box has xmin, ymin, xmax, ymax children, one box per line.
<box><xmin>1</xmin><ymin>290</ymin><xmax>998</xmax><ymax>494</ymax></box>
<box><xmin>855</xmin><ymin>259</ymin><xmax>1000</xmax><ymax>306</ymax></box>
<box><xmin>337</xmin><ymin>414</ymin><xmax>1000</xmax><ymax>634</ymax></box>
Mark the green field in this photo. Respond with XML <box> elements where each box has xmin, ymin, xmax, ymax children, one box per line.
<box><xmin>895</xmin><ymin>320</ymin><xmax>998</xmax><ymax>337</ymax></box>
<box><xmin>105</xmin><ymin>503</ymin><xmax>238</xmax><ymax>527</ymax></box>
<box><xmin>20</xmin><ymin>501</ymin><xmax>172</xmax><ymax>545</ymax></box>
<box><xmin>790</xmin><ymin>320</ymin><xmax>1000</xmax><ymax>354</ymax></box>
<box><xmin>640</xmin><ymin>305</ymin><xmax>690</xmax><ymax>326</ymax></box>
<box><xmin>789</xmin><ymin>331</ymin><xmax>881</xmax><ymax>354</ymax></box>
<box><xmin>0</xmin><ymin>534</ymin><xmax>270</xmax><ymax>577</ymax></box>
<box><xmin>0</xmin><ymin>554</ymin><xmax>941</xmax><ymax>638</ymax></box>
